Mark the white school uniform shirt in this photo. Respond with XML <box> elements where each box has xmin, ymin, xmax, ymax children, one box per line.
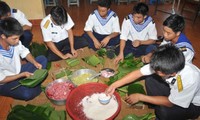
<box><xmin>40</xmin><ymin>14</ymin><xmax>74</xmax><ymax>43</ymax></box>
<box><xmin>0</xmin><ymin>41</ymin><xmax>30</xmax><ymax>82</ymax></box>
<box><xmin>11</xmin><ymin>9</ymin><xmax>32</xmax><ymax>27</ymax></box>
<box><xmin>140</xmin><ymin>63</ymin><xmax>200</xmax><ymax>108</ymax></box>
<box><xmin>84</xmin><ymin>10</ymin><xmax>120</xmax><ymax>35</ymax></box>
<box><xmin>120</xmin><ymin>14</ymin><xmax>157</xmax><ymax>41</ymax></box>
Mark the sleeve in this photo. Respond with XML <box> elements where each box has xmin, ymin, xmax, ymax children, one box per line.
<box><xmin>13</xmin><ymin>9</ymin><xmax>32</xmax><ymax>27</ymax></box>
<box><xmin>140</xmin><ymin>64</ymin><xmax>155</xmax><ymax>75</ymax></box>
<box><xmin>64</xmin><ymin>14</ymin><xmax>74</xmax><ymax>30</ymax></box>
<box><xmin>183</xmin><ymin>48</ymin><xmax>194</xmax><ymax>63</ymax></box>
<box><xmin>0</xmin><ymin>55</ymin><xmax>6</xmax><ymax>81</ymax></box>
<box><xmin>18</xmin><ymin>41</ymin><xmax>30</xmax><ymax>58</ymax></box>
<box><xmin>168</xmin><ymin>70</ymin><xmax>199</xmax><ymax>108</ymax></box>
<box><xmin>112</xmin><ymin>16</ymin><xmax>120</xmax><ymax>33</ymax></box>
<box><xmin>84</xmin><ymin>14</ymin><xmax>94</xmax><ymax>32</ymax></box>
<box><xmin>147</xmin><ymin>22</ymin><xmax>157</xmax><ymax>40</ymax></box>
<box><xmin>120</xmin><ymin>18</ymin><xmax>130</xmax><ymax>41</ymax></box>
<box><xmin>40</xmin><ymin>20</ymin><xmax>52</xmax><ymax>42</ymax></box>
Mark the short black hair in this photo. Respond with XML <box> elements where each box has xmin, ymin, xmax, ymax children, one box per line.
<box><xmin>97</xmin><ymin>0</ymin><xmax>111</xmax><ymax>9</ymax></box>
<box><xmin>133</xmin><ymin>2</ymin><xmax>149</xmax><ymax>16</ymax></box>
<box><xmin>0</xmin><ymin>17</ymin><xmax>23</xmax><ymax>37</ymax></box>
<box><xmin>150</xmin><ymin>44</ymin><xmax>185</xmax><ymax>74</ymax></box>
<box><xmin>0</xmin><ymin>1</ymin><xmax>11</xmax><ymax>19</ymax></box>
<box><xmin>163</xmin><ymin>14</ymin><xmax>185</xmax><ymax>33</ymax></box>
<box><xmin>50</xmin><ymin>6</ymin><xmax>68</xmax><ymax>25</ymax></box>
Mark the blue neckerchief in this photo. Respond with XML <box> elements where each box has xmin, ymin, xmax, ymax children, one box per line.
<box><xmin>94</xmin><ymin>9</ymin><xmax>115</xmax><ymax>26</ymax></box>
<box><xmin>0</xmin><ymin>45</ymin><xmax>14</xmax><ymax>58</ymax></box>
<box><xmin>176</xmin><ymin>33</ymin><xmax>194</xmax><ymax>52</ymax></box>
<box><xmin>128</xmin><ymin>14</ymin><xmax>153</xmax><ymax>32</ymax></box>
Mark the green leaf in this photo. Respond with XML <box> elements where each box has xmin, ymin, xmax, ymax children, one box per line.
<box><xmin>20</xmin><ymin>69</ymin><xmax>48</xmax><ymax>87</ymax></box>
<box><xmin>128</xmin><ymin>83</ymin><xmax>146</xmax><ymax>95</ymax></box>
<box><xmin>66</xmin><ymin>58</ymin><xmax>80</xmax><ymax>67</ymax></box>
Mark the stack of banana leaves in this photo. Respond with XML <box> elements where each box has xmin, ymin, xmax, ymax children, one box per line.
<box><xmin>7</xmin><ymin>104</ymin><xmax>66</xmax><ymax>120</ymax></box>
<box><xmin>106</xmin><ymin>53</ymin><xmax>145</xmax><ymax>96</ymax></box>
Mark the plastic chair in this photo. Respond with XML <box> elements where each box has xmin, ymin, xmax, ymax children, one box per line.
<box><xmin>67</xmin><ymin>0</ymin><xmax>79</xmax><ymax>7</ymax></box>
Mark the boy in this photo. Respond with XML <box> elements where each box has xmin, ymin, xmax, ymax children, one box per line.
<box><xmin>0</xmin><ymin>1</ymin><xmax>33</xmax><ymax>48</ymax></box>
<box><xmin>114</xmin><ymin>2</ymin><xmax>157</xmax><ymax>64</ymax></box>
<box><xmin>83</xmin><ymin>0</ymin><xmax>120</xmax><ymax>50</ymax></box>
<box><xmin>41</xmin><ymin>6</ymin><xmax>88</xmax><ymax>62</ymax></box>
<box><xmin>142</xmin><ymin>14</ymin><xmax>194</xmax><ymax>63</ymax></box>
<box><xmin>106</xmin><ymin>44</ymin><xmax>200</xmax><ymax>120</ymax></box>
<box><xmin>0</xmin><ymin>18</ymin><xmax>47</xmax><ymax>100</ymax></box>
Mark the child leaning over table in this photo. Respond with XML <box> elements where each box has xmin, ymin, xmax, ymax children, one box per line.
<box><xmin>114</xmin><ymin>2</ymin><xmax>157</xmax><ymax>64</ymax></box>
<box><xmin>0</xmin><ymin>18</ymin><xmax>47</xmax><ymax>100</ymax></box>
<box><xmin>82</xmin><ymin>0</ymin><xmax>120</xmax><ymax>51</ymax></box>
<box><xmin>141</xmin><ymin>14</ymin><xmax>194</xmax><ymax>64</ymax></box>
<box><xmin>106</xmin><ymin>44</ymin><xmax>200</xmax><ymax>120</ymax></box>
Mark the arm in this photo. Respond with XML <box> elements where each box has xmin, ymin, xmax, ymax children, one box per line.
<box><xmin>67</xmin><ymin>29</ymin><xmax>77</xmax><ymax>57</ymax></box>
<box><xmin>22</xmin><ymin>25</ymin><xmax>32</xmax><ymax>31</ymax></box>
<box><xmin>126</xmin><ymin>93</ymin><xmax>173</xmax><ymax>107</ymax></box>
<box><xmin>101</xmin><ymin>32</ymin><xmax>120</xmax><ymax>47</ymax></box>
<box><xmin>0</xmin><ymin>72</ymin><xmax>33</xmax><ymax>84</ymax></box>
<box><xmin>25</xmin><ymin>53</ymin><xmax>42</xmax><ymax>69</ymax></box>
<box><xmin>114</xmin><ymin>40</ymin><xmax>126</xmax><ymax>64</ymax></box>
<box><xmin>45</xmin><ymin>41</ymin><xmax>70</xmax><ymax>60</ymax></box>
<box><xmin>86</xmin><ymin>31</ymin><xmax>101</xmax><ymax>49</ymax></box>
<box><xmin>132</xmin><ymin>39</ymin><xmax>156</xmax><ymax>47</ymax></box>
<box><xmin>106</xmin><ymin>69</ymin><xmax>143</xmax><ymax>95</ymax></box>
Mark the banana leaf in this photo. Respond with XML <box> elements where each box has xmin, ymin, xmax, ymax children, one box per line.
<box><xmin>29</xmin><ymin>42</ymin><xmax>47</xmax><ymax>58</ymax></box>
<box><xmin>96</xmin><ymin>48</ymin><xmax>107</xmax><ymax>57</ymax></box>
<box><xmin>82</xmin><ymin>55</ymin><xmax>101</xmax><ymax>67</ymax></box>
<box><xmin>7</xmin><ymin>104</ymin><xmax>66</xmax><ymax>120</ymax></box>
<box><xmin>123</xmin><ymin>113</ymin><xmax>155</xmax><ymax>120</ymax></box>
<box><xmin>11</xmin><ymin>69</ymin><xmax>48</xmax><ymax>90</ymax></box>
<box><xmin>66</xmin><ymin>58</ymin><xmax>80</xmax><ymax>67</ymax></box>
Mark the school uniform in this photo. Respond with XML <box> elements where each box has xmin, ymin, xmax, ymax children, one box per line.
<box><xmin>117</xmin><ymin>14</ymin><xmax>157</xmax><ymax>57</ymax></box>
<box><xmin>83</xmin><ymin>10</ymin><xmax>120</xmax><ymax>50</ymax></box>
<box><xmin>41</xmin><ymin>14</ymin><xmax>88</xmax><ymax>61</ymax></box>
<box><xmin>0</xmin><ymin>41</ymin><xmax>47</xmax><ymax>100</ymax></box>
<box><xmin>11</xmin><ymin>9</ymin><xmax>33</xmax><ymax>48</ymax></box>
<box><xmin>160</xmin><ymin>33</ymin><xmax>194</xmax><ymax>63</ymax></box>
<box><xmin>141</xmin><ymin>64</ymin><xmax>200</xmax><ymax>120</ymax></box>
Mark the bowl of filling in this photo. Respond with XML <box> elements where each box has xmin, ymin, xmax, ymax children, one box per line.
<box><xmin>45</xmin><ymin>78</ymin><xmax>75</xmax><ymax>105</ymax></box>
<box><xmin>70</xmin><ymin>69</ymin><xmax>98</xmax><ymax>86</ymax></box>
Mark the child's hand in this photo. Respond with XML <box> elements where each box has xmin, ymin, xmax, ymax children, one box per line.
<box><xmin>94</xmin><ymin>40</ymin><xmax>102</xmax><ymax>49</ymax></box>
<box><xmin>34</xmin><ymin>62</ymin><xmax>42</xmax><ymax>69</ymax></box>
<box><xmin>101</xmin><ymin>37</ymin><xmax>110</xmax><ymax>47</ymax></box>
<box><xmin>114</xmin><ymin>54</ymin><xmax>124</xmax><ymax>64</ymax></box>
<box><xmin>63</xmin><ymin>53</ymin><xmax>73</xmax><ymax>59</ymax></box>
<box><xmin>132</xmin><ymin>40</ymin><xmax>141</xmax><ymax>47</ymax></box>
<box><xmin>105</xmin><ymin>85</ymin><xmax>116</xmax><ymax>96</ymax></box>
<box><xmin>125</xmin><ymin>93</ymin><xmax>141</xmax><ymax>105</ymax></box>
<box><xmin>21</xmin><ymin>72</ymin><xmax>33</xmax><ymax>78</ymax></box>
<box><xmin>141</xmin><ymin>55</ymin><xmax>150</xmax><ymax>63</ymax></box>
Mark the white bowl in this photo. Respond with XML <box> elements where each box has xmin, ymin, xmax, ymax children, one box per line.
<box><xmin>98</xmin><ymin>93</ymin><xmax>112</xmax><ymax>105</ymax></box>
